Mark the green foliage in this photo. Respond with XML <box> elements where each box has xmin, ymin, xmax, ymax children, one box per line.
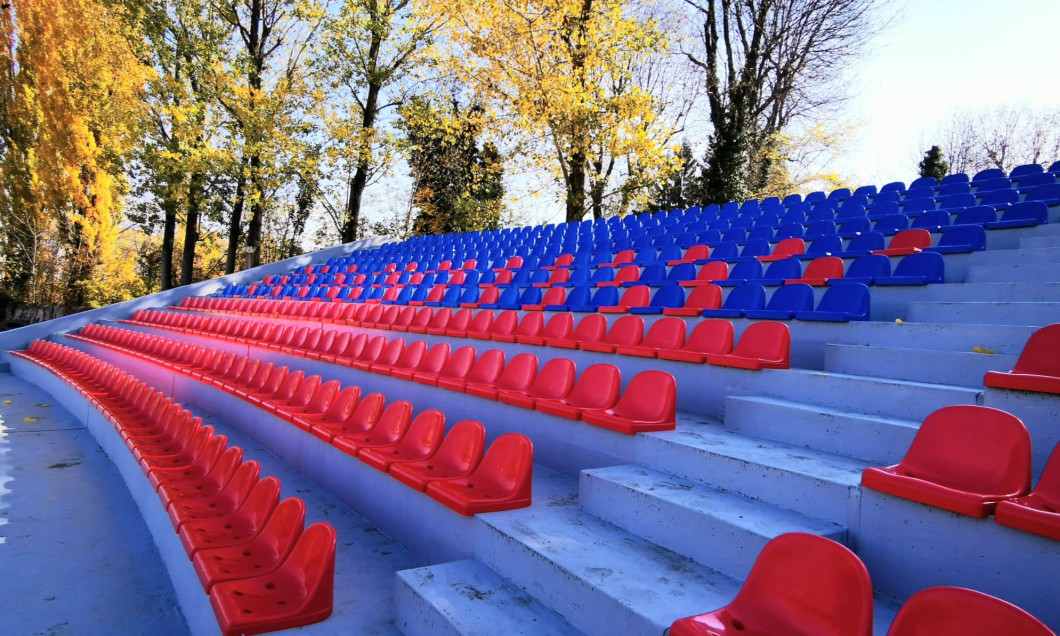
<box><xmin>646</xmin><ymin>142</ymin><xmax>702</xmax><ymax>212</ymax></box>
<box><xmin>398</xmin><ymin>97</ymin><xmax>506</xmax><ymax>236</ymax></box>
<box><xmin>918</xmin><ymin>145</ymin><xmax>949</xmax><ymax>181</ymax></box>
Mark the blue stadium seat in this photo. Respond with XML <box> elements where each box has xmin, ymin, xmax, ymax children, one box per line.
<box><xmin>927</xmin><ymin>225</ymin><xmax>987</xmax><ymax>253</ymax></box>
<box><xmin>1024</xmin><ymin>183</ymin><xmax>1060</xmax><ymax>206</ymax></box>
<box><xmin>974</xmin><ymin>177</ymin><xmax>1013</xmax><ymax>193</ymax></box>
<box><xmin>701</xmin><ymin>284</ymin><xmax>766</xmax><ymax>318</ymax></box>
<box><xmin>804</xmin><ymin>221</ymin><xmax>837</xmax><ymax>238</ymax></box>
<box><xmin>829</xmin><ymin>254</ymin><xmax>890</xmax><ymax>285</ymax></box>
<box><xmin>1015</xmin><ymin>172</ymin><xmax>1056</xmax><ymax>189</ymax></box>
<box><xmin>952</xmin><ymin>205</ymin><xmax>997</xmax><ymax>227</ymax></box>
<box><xmin>908</xmin><ymin>176</ymin><xmax>938</xmax><ymax>190</ymax></box>
<box><xmin>1010</xmin><ymin>163</ymin><xmax>1044</xmax><ymax>179</ymax></box>
<box><xmin>843</xmin><ymin>231</ymin><xmax>886</xmax><ymax>256</ymax></box>
<box><xmin>978</xmin><ymin>188</ymin><xmax>1021</xmax><ymax>208</ymax></box>
<box><xmin>798</xmin><ymin>235</ymin><xmax>844</xmax><ymax>260</ymax></box>
<box><xmin>795</xmin><ymin>283</ymin><xmax>871</xmax><ymax>321</ymax></box>
<box><xmin>875</xmin><ymin>252</ymin><xmax>945</xmax><ymax>285</ymax></box>
<box><xmin>630</xmin><ymin>285</ymin><xmax>686</xmax><ymax>315</ymax></box>
<box><xmin>911</xmin><ymin>210</ymin><xmax>952</xmax><ymax>232</ymax></box>
<box><xmin>716</xmin><ymin>260</ymin><xmax>764</xmax><ymax>287</ymax></box>
<box><xmin>744</xmin><ymin>284</ymin><xmax>815</xmax><ymax>320</ymax></box>
<box><xmin>939</xmin><ymin>172</ymin><xmax>969</xmax><ymax>185</ymax></box>
<box><xmin>937</xmin><ymin>183</ymin><xmax>971</xmax><ymax>197</ymax></box>
<box><xmin>480</xmin><ymin>286</ymin><xmax>521</xmax><ymax>309</ymax></box>
<box><xmin>837</xmin><ymin>217</ymin><xmax>871</xmax><ymax>238</ymax></box>
<box><xmin>874</xmin><ymin>215</ymin><xmax>910</xmax><ymax>236</ymax></box>
<box><xmin>986</xmin><ymin>201</ymin><xmax>1048</xmax><ymax>229</ymax></box>
<box><xmin>752</xmin><ymin>258</ymin><xmax>803</xmax><ymax>286</ymax></box>
<box><xmin>973</xmin><ymin>168</ymin><xmax>1005</xmax><ymax>182</ymax></box>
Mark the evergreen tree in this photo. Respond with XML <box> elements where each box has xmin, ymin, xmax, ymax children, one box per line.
<box><xmin>918</xmin><ymin>145</ymin><xmax>950</xmax><ymax>181</ymax></box>
<box><xmin>398</xmin><ymin>97</ymin><xmax>505</xmax><ymax>235</ymax></box>
<box><xmin>647</xmin><ymin>142</ymin><xmax>701</xmax><ymax>212</ymax></box>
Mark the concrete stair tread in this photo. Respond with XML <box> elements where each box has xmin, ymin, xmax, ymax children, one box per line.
<box><xmin>479</xmin><ymin>468</ymin><xmax>742</xmax><ymax>632</ymax></box>
<box><xmin>396</xmin><ymin>559</ymin><xmax>587</xmax><ymax>636</ymax></box>
<box><xmin>664</xmin><ymin>417</ymin><xmax>870</xmax><ymax>485</ymax></box>
<box><xmin>582</xmin><ymin>464</ymin><xmax>844</xmax><ymax>539</ymax></box>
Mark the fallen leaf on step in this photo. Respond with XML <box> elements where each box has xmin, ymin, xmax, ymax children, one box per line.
<box><xmin>36</xmin><ymin>403</ymin><xmax>51</xmax><ymax>408</ymax></box>
<box><xmin>23</xmin><ymin>417</ymin><xmax>37</xmax><ymax>423</ymax></box>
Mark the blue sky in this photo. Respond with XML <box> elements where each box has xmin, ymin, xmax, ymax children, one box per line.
<box><xmin>843</xmin><ymin>0</ymin><xmax>1060</xmax><ymax>184</ymax></box>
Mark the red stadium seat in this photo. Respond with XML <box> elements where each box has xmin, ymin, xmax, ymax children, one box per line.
<box><xmin>466</xmin><ymin>352</ymin><xmax>538</xmax><ymax>400</ymax></box>
<box><xmin>664</xmin><ymin>284</ymin><xmax>722</xmax><ymax>316</ymax></box>
<box><xmin>582</xmin><ymin>370</ymin><xmax>677</xmax><ymax>434</ymax></box>
<box><xmin>426</xmin><ymin>433</ymin><xmax>534</xmax><ymax>515</ymax></box>
<box><xmin>389</xmin><ymin>420</ymin><xmax>487</xmax><ymax>491</ymax></box>
<box><xmin>535</xmin><ymin>363</ymin><xmax>621</xmax><ymax>420</ymax></box>
<box><xmin>615</xmin><ymin>317</ymin><xmax>686</xmax><ymax>358</ymax></box>
<box><xmin>332</xmin><ymin>400</ymin><xmax>414</xmax><ymax>456</ymax></box>
<box><xmin>358</xmin><ymin>410</ymin><xmax>447</xmax><ymax>472</ymax></box>
<box><xmin>861</xmin><ymin>405</ymin><xmax>1032</xmax><ymax>518</ymax></box>
<box><xmin>547</xmin><ymin>313</ymin><xmax>607</xmax><ymax>349</ymax></box>
<box><xmin>581</xmin><ymin>315</ymin><xmax>645</xmax><ymax>353</ymax></box>
<box><xmin>707</xmin><ymin>321</ymin><xmax>790</xmax><ymax>370</ymax></box>
<box><xmin>983</xmin><ymin>324</ymin><xmax>1060</xmax><ymax>395</ymax></box>
<box><xmin>885</xmin><ymin>586</ymin><xmax>1055</xmax><ymax>636</ymax></box>
<box><xmin>209</xmin><ymin>522</ymin><xmax>336</xmax><ymax>636</ymax></box>
<box><xmin>995</xmin><ymin>442</ymin><xmax>1060</xmax><ymax>540</ymax></box>
<box><xmin>669</xmin><ymin>533</ymin><xmax>873</xmax><ymax>636</ymax></box>
<box><xmin>496</xmin><ymin>357</ymin><xmax>577</xmax><ymax>409</ymax></box>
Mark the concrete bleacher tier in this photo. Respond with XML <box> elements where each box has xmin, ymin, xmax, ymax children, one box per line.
<box><xmin>1</xmin><ymin>163</ymin><xmax>1059</xmax><ymax>636</ymax></box>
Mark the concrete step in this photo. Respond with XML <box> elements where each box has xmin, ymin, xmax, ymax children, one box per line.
<box><xmin>967</xmin><ymin>246</ymin><xmax>1060</xmax><ymax>265</ymax></box>
<box><xmin>475</xmin><ymin>470</ymin><xmax>743</xmax><ymax>636</ymax></box>
<box><xmin>824</xmin><ymin>343</ymin><xmax>1017</xmax><ymax>388</ymax></box>
<box><xmin>837</xmin><ymin>321</ymin><xmax>1035</xmax><ymax>356</ymax></box>
<box><xmin>907</xmin><ymin>301</ymin><xmax>1060</xmax><ymax>327</ymax></box>
<box><xmin>723</xmin><ymin>395</ymin><xmax>919</xmax><ymax>465</ymax></box>
<box><xmin>1020</xmin><ymin>236</ymin><xmax>1060</xmax><ymax>249</ymax></box>
<box><xmin>579</xmin><ymin>464</ymin><xmax>844</xmax><ymax>580</ymax></box>
<box><xmin>742</xmin><ymin>368</ymin><xmax>982</xmax><ymax>421</ymax></box>
<box><xmin>966</xmin><ymin>262</ymin><xmax>1060</xmax><ymax>283</ymax></box>
<box><xmin>395</xmin><ymin>559</ymin><xmax>586</xmax><ymax>636</ymax></box>
<box><xmin>637</xmin><ymin>420</ymin><xmax>868</xmax><ymax>526</ymax></box>
<box><xmin>915</xmin><ymin>281</ymin><xmax>1060</xmax><ymax>303</ymax></box>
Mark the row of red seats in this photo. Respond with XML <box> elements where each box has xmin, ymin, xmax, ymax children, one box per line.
<box><xmin>119</xmin><ymin>314</ymin><xmax>681</xmax><ymax>432</ymax></box>
<box><xmin>861</xmin><ymin>405</ymin><xmax>1060</xmax><ymax>540</ymax></box>
<box><xmin>72</xmin><ymin>324</ymin><xmax>535</xmax><ymax>515</ymax></box>
<box><xmin>160</xmin><ymin>300</ymin><xmax>792</xmax><ymax>369</ymax></box>
<box><xmin>670</xmin><ymin>532</ymin><xmax>1054</xmax><ymax>636</ymax></box>
<box><xmin>13</xmin><ymin>340</ymin><xmax>336</xmax><ymax>636</ymax></box>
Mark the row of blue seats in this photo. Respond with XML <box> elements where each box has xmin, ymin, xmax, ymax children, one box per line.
<box><xmin>331</xmin><ymin>198</ymin><xmax>1047</xmax><ymax>274</ymax></box>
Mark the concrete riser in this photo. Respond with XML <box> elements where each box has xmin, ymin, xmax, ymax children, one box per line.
<box><xmin>824</xmin><ymin>344</ymin><xmax>1017</xmax><ymax>388</ymax></box>
<box><xmin>858</xmin><ymin>491</ymin><xmax>1060</xmax><ymax>630</ymax></box>
<box><xmin>966</xmin><ymin>262</ymin><xmax>1060</xmax><ymax>283</ymax></box>
<box><xmin>579</xmin><ymin>465</ymin><xmax>845</xmax><ymax>580</ymax></box>
<box><xmin>726</xmin><ymin>369</ymin><xmax>982</xmax><ymax>421</ymax></box>
<box><xmin>723</xmin><ymin>395</ymin><xmax>917</xmax><ymax>466</ymax></box>
<box><xmin>907</xmin><ymin>301</ymin><xmax>1060</xmax><ymax>326</ymax></box>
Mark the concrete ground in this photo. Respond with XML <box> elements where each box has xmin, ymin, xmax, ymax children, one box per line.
<box><xmin>0</xmin><ymin>371</ymin><xmax>190</xmax><ymax>636</ymax></box>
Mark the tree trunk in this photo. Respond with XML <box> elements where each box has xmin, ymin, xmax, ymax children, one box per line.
<box><xmin>180</xmin><ymin>168</ymin><xmax>203</xmax><ymax>285</ymax></box>
<box><xmin>565</xmin><ymin>149</ymin><xmax>587</xmax><ymax>223</ymax></box>
<box><xmin>341</xmin><ymin>31</ymin><xmax>383</xmax><ymax>244</ymax></box>
<box><xmin>245</xmin><ymin>153</ymin><xmax>263</xmax><ymax>269</ymax></box>
<box><xmin>160</xmin><ymin>193</ymin><xmax>177</xmax><ymax>290</ymax></box>
<box><xmin>225</xmin><ymin>165</ymin><xmax>245</xmax><ymax>275</ymax></box>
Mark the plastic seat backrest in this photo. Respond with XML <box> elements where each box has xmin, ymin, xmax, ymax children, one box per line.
<box><xmin>605</xmin><ymin>315</ymin><xmax>645</xmax><ymax>346</ymax></box>
<box><xmin>702</xmin><ymin>533</ymin><xmax>871</xmax><ymax>636</ymax></box>
<box><xmin>565</xmin><ymin>363</ymin><xmax>621</xmax><ymax>408</ymax></box>
<box><xmin>1010</xmin><ymin>324</ymin><xmax>1060</xmax><ymax>378</ymax></box>
<box><xmin>885</xmin><ymin>586</ymin><xmax>1054</xmax><ymax>636</ymax></box>
<box><xmin>572</xmin><ymin>313</ymin><xmax>608</xmax><ymax>342</ymax></box>
<box><xmin>611</xmin><ymin>370</ymin><xmax>676</xmax><ymax>423</ymax></box>
<box><xmin>733</xmin><ymin>321</ymin><xmax>790</xmax><ymax>361</ymax></box>
<box><xmin>722</xmin><ymin>284</ymin><xmax>766</xmax><ymax>311</ymax></box>
<box><xmin>896</xmin><ymin>405</ymin><xmax>1031</xmax><ymax>495</ymax></box>
<box><xmin>439</xmin><ymin>346</ymin><xmax>477</xmax><ymax>379</ymax></box>
<box><xmin>803</xmin><ymin>256</ymin><xmax>845</xmax><ymax>279</ymax></box>
<box><xmin>763</xmin><ymin>283</ymin><xmax>814</xmax><ymax>312</ymax></box>
<box><xmin>686</xmin><ymin>319</ymin><xmax>734</xmax><ymax>355</ymax></box>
